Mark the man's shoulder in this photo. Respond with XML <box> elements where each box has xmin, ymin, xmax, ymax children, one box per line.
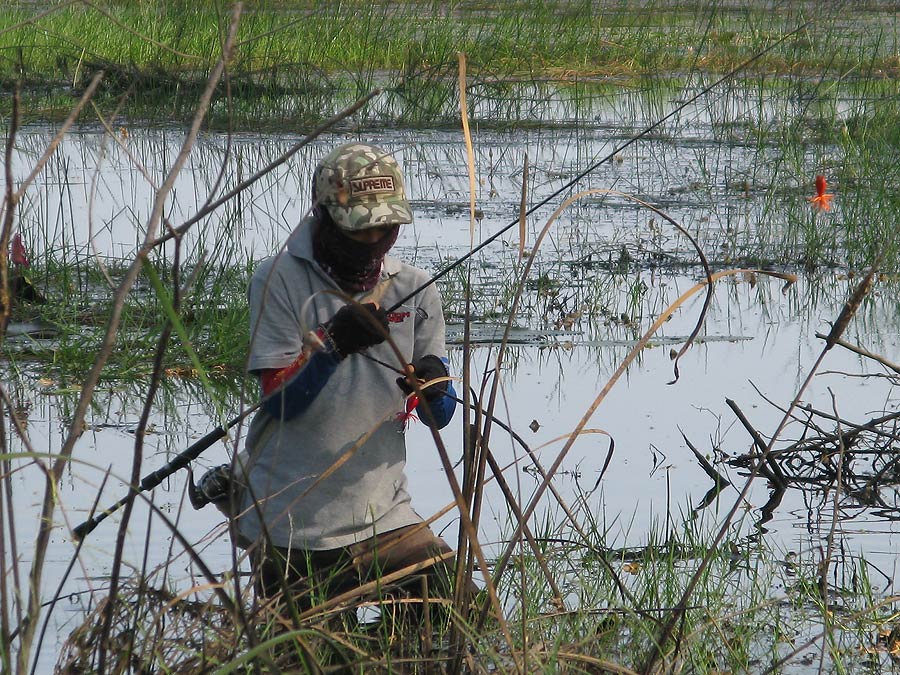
<box><xmin>249</xmin><ymin>252</ymin><xmax>317</xmax><ymax>300</ymax></box>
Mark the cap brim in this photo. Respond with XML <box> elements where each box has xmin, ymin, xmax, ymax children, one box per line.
<box><xmin>327</xmin><ymin>198</ymin><xmax>414</xmax><ymax>231</ymax></box>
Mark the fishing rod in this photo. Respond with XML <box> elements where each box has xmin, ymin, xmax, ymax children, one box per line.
<box><xmin>386</xmin><ymin>19</ymin><xmax>810</xmax><ymax>314</ymax></box>
<box><xmin>72</xmin><ymin>400</ymin><xmax>263</xmax><ymax>540</ymax></box>
<box><xmin>73</xmin><ymin>21</ymin><xmax>809</xmax><ymax>541</ymax></box>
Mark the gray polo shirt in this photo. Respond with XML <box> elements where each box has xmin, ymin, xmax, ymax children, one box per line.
<box><xmin>237</xmin><ymin>218</ymin><xmax>448</xmax><ymax>550</ymax></box>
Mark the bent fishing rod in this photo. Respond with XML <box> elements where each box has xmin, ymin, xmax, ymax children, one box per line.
<box><xmin>73</xmin><ymin>21</ymin><xmax>808</xmax><ymax>541</ymax></box>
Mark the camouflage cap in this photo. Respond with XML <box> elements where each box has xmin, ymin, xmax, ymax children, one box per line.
<box><xmin>313</xmin><ymin>142</ymin><xmax>413</xmax><ymax>231</ymax></box>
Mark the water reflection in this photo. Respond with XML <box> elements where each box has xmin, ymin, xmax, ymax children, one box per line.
<box><xmin>4</xmin><ymin>82</ymin><xmax>900</xmax><ymax>672</ymax></box>
<box><xmin>5</xmin><ymin>264</ymin><xmax>899</xmax><ymax>673</ymax></box>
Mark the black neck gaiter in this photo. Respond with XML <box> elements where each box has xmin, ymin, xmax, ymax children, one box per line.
<box><xmin>312</xmin><ymin>213</ymin><xmax>400</xmax><ymax>293</ymax></box>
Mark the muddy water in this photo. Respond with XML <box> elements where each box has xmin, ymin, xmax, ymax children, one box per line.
<box><xmin>7</xmin><ymin>82</ymin><xmax>900</xmax><ymax>673</ymax></box>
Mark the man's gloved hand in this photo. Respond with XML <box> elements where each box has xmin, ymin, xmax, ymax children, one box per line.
<box><xmin>324</xmin><ymin>302</ymin><xmax>389</xmax><ymax>357</ymax></box>
<box><xmin>396</xmin><ymin>355</ymin><xmax>449</xmax><ymax>400</ymax></box>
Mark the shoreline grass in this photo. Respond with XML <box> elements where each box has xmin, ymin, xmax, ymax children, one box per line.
<box><xmin>2</xmin><ymin>1</ymin><xmax>899</xmax><ymax>128</ymax></box>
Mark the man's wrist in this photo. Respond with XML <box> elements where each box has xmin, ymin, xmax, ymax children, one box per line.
<box><xmin>317</xmin><ymin>325</ymin><xmax>345</xmax><ymax>360</ymax></box>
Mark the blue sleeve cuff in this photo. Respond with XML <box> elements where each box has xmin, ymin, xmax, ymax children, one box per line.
<box><xmin>416</xmin><ymin>358</ymin><xmax>456</xmax><ymax>429</ymax></box>
<box><xmin>262</xmin><ymin>347</ymin><xmax>341</xmax><ymax>420</ymax></box>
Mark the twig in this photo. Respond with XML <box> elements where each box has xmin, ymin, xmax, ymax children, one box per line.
<box><xmin>814</xmin><ymin>331</ymin><xmax>900</xmax><ymax>375</ymax></box>
<box><xmin>679</xmin><ymin>430</ymin><xmax>731</xmax><ymax>491</ymax></box>
<box><xmin>725</xmin><ymin>398</ymin><xmax>787</xmax><ymax>488</ymax></box>
<box><xmin>641</xmin><ymin>266</ymin><xmax>878</xmax><ymax>675</ymax></box>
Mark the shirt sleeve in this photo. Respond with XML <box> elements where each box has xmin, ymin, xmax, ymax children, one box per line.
<box><xmin>248</xmin><ymin>261</ymin><xmax>341</xmax><ymax>420</ymax></box>
<box><xmin>260</xmin><ymin>344</ymin><xmax>342</xmax><ymax>420</ymax></box>
<box><xmin>247</xmin><ymin>263</ymin><xmax>306</xmax><ymax>373</ymax></box>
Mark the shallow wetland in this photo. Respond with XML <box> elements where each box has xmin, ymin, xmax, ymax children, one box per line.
<box><xmin>3</xmin><ymin>2</ymin><xmax>900</xmax><ymax>674</ymax></box>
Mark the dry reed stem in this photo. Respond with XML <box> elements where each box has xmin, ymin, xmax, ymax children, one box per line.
<box><xmin>726</xmin><ymin>398</ymin><xmax>787</xmax><ymax>488</ymax></box>
<box><xmin>478</xmin><ymin>189</ymin><xmax>727</xmax><ymax>619</ymax></box>
<box><xmin>1</xmin><ymin>86</ymin><xmax>19</xmax><ymax>339</ymax></box>
<box><xmin>814</xmin><ymin>332</ymin><xmax>900</xmax><ymax>375</ymax></box>
<box><xmin>17</xmin><ymin>7</ymin><xmax>244</xmax><ymax>673</ymax></box>
<box><xmin>816</xmin><ymin>390</ymin><xmax>847</xmax><ymax>672</ymax></box>
<box><xmin>518</xmin><ymin>152</ymin><xmax>528</xmax><ymax>262</ymax></box>
<box><xmin>480</xmin><ymin>447</ymin><xmax>566</xmax><ymax>606</ymax></box>
<box><xmin>642</xmin><ymin>268</ymin><xmax>877</xmax><ymax>675</ymax></box>
<box><xmin>97</xmin><ymin>242</ymin><xmax>186</xmax><ymax>669</ymax></box>
<box><xmin>453</xmin><ymin>54</ymin><xmax>480</xmax><ymax>654</ymax></box>
<box><xmin>824</xmin><ymin>267</ymin><xmax>877</xmax><ymax>351</ymax></box>
<box><xmin>3</xmin><ymin>73</ymin><xmax>103</xmax><ymax>675</ymax></box>
<box><xmin>446</xmin><ymin>49</ymin><xmax>522</xmax><ymax>674</ymax></box>
<box><xmin>458</xmin><ymin>52</ymin><xmax>477</xmax><ymax>246</ymax></box>
<box><xmin>370</xmin><ymin>301</ymin><xmax>520</xmax><ymax>664</ymax></box>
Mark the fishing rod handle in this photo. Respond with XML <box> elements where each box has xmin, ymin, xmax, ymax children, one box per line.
<box><xmin>138</xmin><ymin>399</ymin><xmax>264</xmax><ymax>491</ymax></box>
<box><xmin>73</xmin><ymin>401</ymin><xmax>263</xmax><ymax>540</ymax></box>
<box><xmin>139</xmin><ymin>424</ymin><xmax>229</xmax><ymax>491</ymax></box>
<box><xmin>72</xmin><ymin>426</ymin><xmax>229</xmax><ymax>541</ymax></box>
<box><xmin>73</xmin><ymin>493</ymin><xmax>132</xmax><ymax>540</ymax></box>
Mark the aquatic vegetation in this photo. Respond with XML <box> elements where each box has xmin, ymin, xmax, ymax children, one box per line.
<box><xmin>3</xmin><ymin>4</ymin><xmax>900</xmax><ymax>675</ymax></box>
<box><xmin>0</xmin><ymin>0</ymin><xmax>897</xmax><ymax>128</ymax></box>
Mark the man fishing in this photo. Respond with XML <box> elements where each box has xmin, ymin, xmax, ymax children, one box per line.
<box><xmin>229</xmin><ymin>142</ymin><xmax>458</xmax><ymax>613</ymax></box>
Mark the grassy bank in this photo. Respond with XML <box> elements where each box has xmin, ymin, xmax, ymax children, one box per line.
<box><xmin>2</xmin><ymin>1</ymin><xmax>899</xmax><ymax>127</ymax></box>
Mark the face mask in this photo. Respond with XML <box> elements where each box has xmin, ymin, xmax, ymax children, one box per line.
<box><xmin>312</xmin><ymin>210</ymin><xmax>399</xmax><ymax>292</ymax></box>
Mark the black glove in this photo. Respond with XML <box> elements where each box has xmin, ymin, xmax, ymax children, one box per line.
<box><xmin>396</xmin><ymin>354</ymin><xmax>449</xmax><ymax>400</ymax></box>
<box><xmin>324</xmin><ymin>302</ymin><xmax>388</xmax><ymax>357</ymax></box>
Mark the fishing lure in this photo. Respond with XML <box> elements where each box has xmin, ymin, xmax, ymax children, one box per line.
<box><xmin>808</xmin><ymin>175</ymin><xmax>834</xmax><ymax>212</ymax></box>
<box><xmin>396</xmin><ymin>394</ymin><xmax>419</xmax><ymax>430</ymax></box>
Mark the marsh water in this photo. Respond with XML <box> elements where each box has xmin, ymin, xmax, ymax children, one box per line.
<box><xmin>8</xmin><ymin>79</ymin><xmax>900</xmax><ymax>673</ymax></box>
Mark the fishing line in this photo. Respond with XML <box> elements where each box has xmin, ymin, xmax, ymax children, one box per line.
<box><xmin>385</xmin><ymin>19</ymin><xmax>812</xmax><ymax>314</ymax></box>
<box><xmin>74</xmin><ymin>21</ymin><xmax>811</xmax><ymax>541</ymax></box>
